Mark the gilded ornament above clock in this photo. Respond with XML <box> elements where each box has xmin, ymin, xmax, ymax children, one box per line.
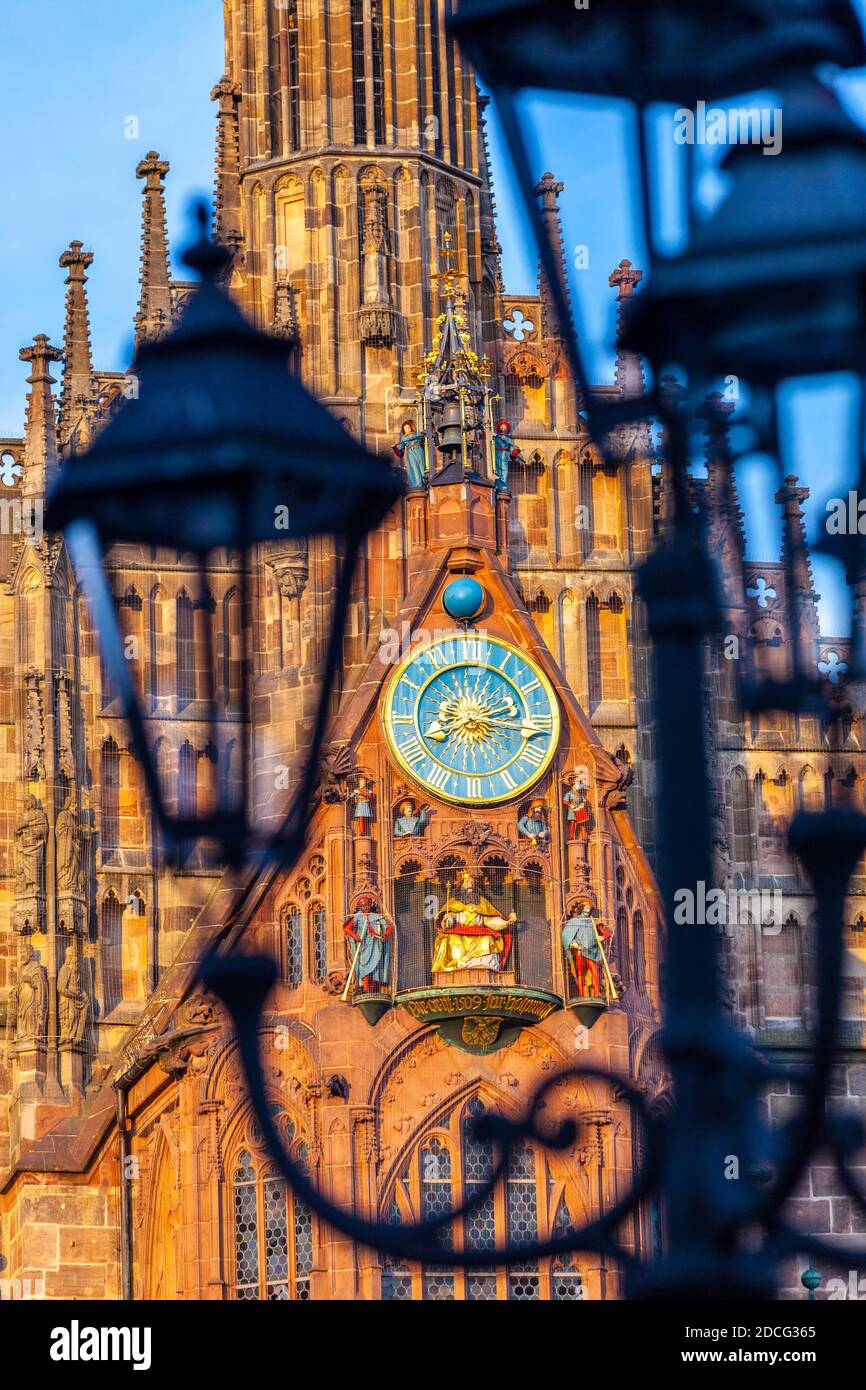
<box><xmin>383</xmin><ymin>635</ymin><xmax>560</xmax><ymax>805</ymax></box>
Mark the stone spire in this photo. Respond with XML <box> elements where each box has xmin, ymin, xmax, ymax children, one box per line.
<box><xmin>211</xmin><ymin>76</ymin><xmax>243</xmax><ymax>255</ymax></box>
<box><xmin>775</xmin><ymin>474</ymin><xmax>821</xmax><ymax>659</ymax></box>
<box><xmin>534</xmin><ymin>172</ymin><xmax>571</xmax><ymax>339</ymax></box>
<box><xmin>19</xmin><ymin>335</ymin><xmax>63</xmax><ymax>501</ymax></box>
<box><xmin>134</xmin><ymin>151</ymin><xmax>172</xmax><ymax>346</ymax></box>
<box><xmin>698</xmin><ymin>392</ymin><xmax>745</xmax><ymax>562</ymax></box>
<box><xmin>58</xmin><ymin>240</ymin><xmax>94</xmax><ymax>445</ymax></box>
<box><xmin>608</xmin><ymin>259</ymin><xmax>645</xmax><ymax>397</ymax></box>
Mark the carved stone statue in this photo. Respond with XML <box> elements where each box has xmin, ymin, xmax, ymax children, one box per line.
<box><xmin>492</xmin><ymin>419</ymin><xmax>522</xmax><ymax>492</ymax></box>
<box><xmin>15</xmin><ymin>796</ymin><xmax>48</xmax><ymax>898</ymax></box>
<box><xmin>57</xmin><ymin>944</ymin><xmax>90</xmax><ymax>1047</ymax></box>
<box><xmin>432</xmin><ymin>871</ymin><xmax>516</xmax><ymax>975</ymax></box>
<box><xmin>9</xmin><ymin>940</ymin><xmax>48</xmax><ymax>1047</ymax></box>
<box><xmin>56</xmin><ymin>801</ymin><xmax>86</xmax><ymax>894</ymax></box>
<box><xmin>393</xmin><ymin>419</ymin><xmax>427</xmax><ymax>489</ymax></box>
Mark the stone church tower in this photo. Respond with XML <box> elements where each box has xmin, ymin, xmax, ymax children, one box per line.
<box><xmin>0</xmin><ymin>0</ymin><xmax>861</xmax><ymax>1301</ymax></box>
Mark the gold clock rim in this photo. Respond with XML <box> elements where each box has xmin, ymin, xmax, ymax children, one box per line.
<box><xmin>381</xmin><ymin>632</ymin><xmax>561</xmax><ymax>806</ymax></box>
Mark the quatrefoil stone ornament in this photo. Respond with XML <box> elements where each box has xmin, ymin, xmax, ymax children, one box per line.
<box><xmin>818</xmin><ymin>650</ymin><xmax>848</xmax><ymax>684</ymax></box>
<box><xmin>746</xmin><ymin>576</ymin><xmax>777</xmax><ymax>609</ymax></box>
<box><xmin>0</xmin><ymin>453</ymin><xmax>22</xmax><ymax>488</ymax></box>
<box><xmin>503</xmin><ymin>309</ymin><xmax>535</xmax><ymax>342</ymax></box>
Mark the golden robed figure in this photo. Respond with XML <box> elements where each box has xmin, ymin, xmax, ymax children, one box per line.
<box><xmin>431</xmin><ymin>870</ymin><xmax>516</xmax><ymax>974</ymax></box>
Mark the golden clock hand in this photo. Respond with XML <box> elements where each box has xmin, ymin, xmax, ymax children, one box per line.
<box><xmin>490</xmin><ymin>718</ymin><xmax>546</xmax><ymax>737</ymax></box>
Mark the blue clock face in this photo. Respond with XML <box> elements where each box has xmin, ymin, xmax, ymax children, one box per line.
<box><xmin>383</xmin><ymin>634</ymin><xmax>560</xmax><ymax>805</ymax></box>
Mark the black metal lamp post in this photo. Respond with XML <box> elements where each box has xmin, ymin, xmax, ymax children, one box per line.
<box><xmin>45</xmin><ymin>207</ymin><xmax>402</xmax><ymax>868</ymax></box>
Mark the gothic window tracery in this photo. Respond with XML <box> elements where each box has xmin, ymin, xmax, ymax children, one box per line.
<box><xmin>586</xmin><ymin>593</ymin><xmax>629</xmax><ymax>710</ymax></box>
<box><xmin>351</xmin><ymin>0</ymin><xmax>385</xmax><ymax>145</ymax></box>
<box><xmin>284</xmin><ymin>904</ymin><xmax>303</xmax><ymax>987</ymax></box>
<box><xmin>381</xmin><ymin>1096</ymin><xmax>581</xmax><ymax>1300</ymax></box>
<box><xmin>100</xmin><ymin>738</ymin><xmax>120</xmax><ymax>859</ymax></box>
<box><xmin>101</xmin><ymin>890</ymin><xmax>123</xmax><ymax>1013</ymax></box>
<box><xmin>268</xmin><ymin>1</ymin><xmax>300</xmax><ymax>155</ymax></box>
<box><xmin>230</xmin><ymin>1123</ymin><xmax>313</xmax><ymax>1300</ymax></box>
<box><xmin>176</xmin><ymin>589</ymin><xmax>195</xmax><ymax>707</ymax></box>
<box><xmin>310</xmin><ymin>902</ymin><xmax>327</xmax><ymax>982</ymax></box>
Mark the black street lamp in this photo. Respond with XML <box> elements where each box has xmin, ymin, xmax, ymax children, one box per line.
<box><xmin>45</xmin><ymin>207</ymin><xmax>402</xmax><ymax>868</ymax></box>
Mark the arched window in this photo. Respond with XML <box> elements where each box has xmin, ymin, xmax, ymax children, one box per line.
<box><xmin>100</xmin><ymin>643</ymin><xmax>117</xmax><ymax>708</ymax></box>
<box><xmin>223</xmin><ymin>589</ymin><xmax>243</xmax><ymax>708</ymax></box>
<box><xmin>176</xmin><ymin>590</ymin><xmax>195</xmax><ymax>707</ymax></box>
<box><xmin>268</xmin><ymin>1</ymin><xmax>300</xmax><ymax>155</ymax></box>
<box><xmin>178</xmin><ymin>741</ymin><xmax>197</xmax><ymax>863</ymax></box>
<box><xmin>462</xmin><ymin>1098</ymin><xmax>497</xmax><ymax>1301</ymax></box>
<box><xmin>382</xmin><ymin>1097</ymin><xmax>577</xmax><ymax>1300</ymax></box>
<box><xmin>550</xmin><ymin>1195</ymin><xmax>584</xmax><ymax>1300</ymax></box>
<box><xmin>506</xmin><ymin>1142</ymin><xmax>541</xmax><ymax>1299</ymax></box>
<box><xmin>586</xmin><ymin>594</ymin><xmax>602</xmax><ymax>712</ymax></box>
<box><xmin>311</xmin><ymin>904</ymin><xmax>327</xmax><ymax>981</ymax></box>
<box><xmin>351</xmin><ymin>0</ymin><xmax>385</xmax><ymax>145</ymax></box>
<box><xmin>231</xmin><ymin>1129</ymin><xmax>313</xmax><ymax>1300</ymax></box>
<box><xmin>762</xmin><ymin>913</ymin><xmax>802</xmax><ymax>1025</ymax></box>
<box><xmin>101</xmin><ymin>891</ymin><xmax>123</xmax><ymax>1013</ymax></box>
<box><xmin>381</xmin><ymin>1201</ymin><xmax>413</xmax><ymax>1300</ymax></box>
<box><xmin>284</xmin><ymin>905</ymin><xmax>303</xmax><ymax>987</ymax></box>
<box><xmin>731</xmin><ymin>768</ymin><xmax>754</xmax><ymax>869</ymax></box>
<box><xmin>632</xmin><ymin>909</ymin><xmax>646</xmax><ymax>988</ymax></box>
<box><xmin>420</xmin><ymin>1137</ymin><xmax>455</xmax><ymax>1300</ymax></box>
<box><xmin>615</xmin><ymin>906</ymin><xmax>630</xmax><ymax>989</ymax></box>
<box><xmin>101</xmin><ymin>739</ymin><xmax>120</xmax><ymax>859</ymax></box>
<box><xmin>598</xmin><ymin>594</ymin><xmax>628</xmax><ymax>703</ymax></box>
<box><xmin>427</xmin><ymin>0</ymin><xmax>443</xmax><ymax>156</ymax></box>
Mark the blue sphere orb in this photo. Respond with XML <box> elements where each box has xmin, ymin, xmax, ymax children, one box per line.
<box><xmin>443</xmin><ymin>576</ymin><xmax>486</xmax><ymax>622</ymax></box>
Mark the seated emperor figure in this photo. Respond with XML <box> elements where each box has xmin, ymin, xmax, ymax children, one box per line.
<box><xmin>431</xmin><ymin>871</ymin><xmax>516</xmax><ymax>974</ymax></box>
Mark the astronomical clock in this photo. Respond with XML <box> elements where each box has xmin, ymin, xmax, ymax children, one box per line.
<box><xmin>327</xmin><ymin>567</ymin><xmax>649</xmax><ymax>1057</ymax></box>
<box><xmin>382</xmin><ymin>634</ymin><xmax>560</xmax><ymax>806</ymax></box>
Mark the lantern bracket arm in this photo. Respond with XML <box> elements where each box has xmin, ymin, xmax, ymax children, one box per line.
<box><xmin>199</xmin><ymin>951</ymin><xmax>657</xmax><ymax>1271</ymax></box>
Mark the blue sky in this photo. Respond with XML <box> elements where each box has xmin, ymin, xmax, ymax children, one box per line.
<box><xmin>2</xmin><ymin>0</ymin><xmax>864</xmax><ymax>634</ymax></box>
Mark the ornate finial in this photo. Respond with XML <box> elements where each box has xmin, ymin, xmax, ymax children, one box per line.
<box><xmin>136</xmin><ymin>149</ymin><xmax>170</xmax><ymax>188</ymax></box>
<box><xmin>533</xmin><ymin>171</ymin><xmax>571</xmax><ymax>338</ymax></box>
<box><xmin>58</xmin><ymin>241</ymin><xmax>95</xmax><ymax>444</ymax></box>
<box><xmin>609</xmin><ymin>259</ymin><xmax>643</xmax><ymax>300</ymax></box>
<box><xmin>210</xmin><ymin>76</ymin><xmax>243</xmax><ymax>250</ymax></box>
<box><xmin>535</xmin><ymin>171</ymin><xmax>564</xmax><ymax>207</ymax></box>
<box><xmin>19</xmin><ymin>333</ymin><xmax>64</xmax><ymax>377</ymax></box>
<box><xmin>135</xmin><ymin>151</ymin><xmax>173</xmax><ymax>346</ymax></box>
<box><xmin>609</xmin><ymin>259</ymin><xmax>645</xmax><ymax>395</ymax></box>
<box><xmin>437</xmin><ymin>230</ymin><xmax>460</xmax><ymax>299</ymax></box>
<box><xmin>19</xmin><ymin>335</ymin><xmax>63</xmax><ymax>498</ymax></box>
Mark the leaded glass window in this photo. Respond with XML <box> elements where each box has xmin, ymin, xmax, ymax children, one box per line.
<box><xmin>382</xmin><ymin>1202</ymin><xmax>413</xmax><ymax>1301</ymax></box>
<box><xmin>421</xmin><ymin>1137</ymin><xmax>455</xmax><ymax>1299</ymax></box>
<box><xmin>507</xmin><ymin>1141</ymin><xmax>541</xmax><ymax>1299</ymax></box>
<box><xmin>231</xmin><ymin>1129</ymin><xmax>313</xmax><ymax>1300</ymax></box>
<box><xmin>550</xmin><ymin>1195</ymin><xmax>584</xmax><ymax>1301</ymax></box>
<box><xmin>462</xmin><ymin>1099</ymin><xmax>497</xmax><ymax>1300</ymax></box>
<box><xmin>312</xmin><ymin>905</ymin><xmax>327</xmax><ymax>981</ymax></box>
<box><xmin>233</xmin><ymin>1152</ymin><xmax>259</xmax><ymax>1301</ymax></box>
<box><xmin>285</xmin><ymin>905</ymin><xmax>302</xmax><ymax>986</ymax></box>
<box><xmin>379</xmin><ymin>1096</ymin><xmax>582</xmax><ymax>1300</ymax></box>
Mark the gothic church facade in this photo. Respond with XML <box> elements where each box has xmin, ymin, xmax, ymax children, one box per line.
<box><xmin>0</xmin><ymin>0</ymin><xmax>862</xmax><ymax>1301</ymax></box>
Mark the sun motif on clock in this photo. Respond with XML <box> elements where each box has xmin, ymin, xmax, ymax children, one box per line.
<box><xmin>383</xmin><ymin>635</ymin><xmax>560</xmax><ymax>805</ymax></box>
